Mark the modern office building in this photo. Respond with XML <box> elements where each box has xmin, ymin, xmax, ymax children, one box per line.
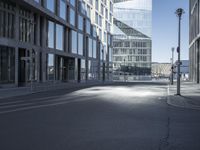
<box><xmin>112</xmin><ymin>0</ymin><xmax>152</xmax><ymax>81</ymax></box>
<box><xmin>0</xmin><ymin>0</ymin><xmax>113</xmax><ymax>88</ymax></box>
<box><xmin>189</xmin><ymin>0</ymin><xmax>200</xmax><ymax>83</ymax></box>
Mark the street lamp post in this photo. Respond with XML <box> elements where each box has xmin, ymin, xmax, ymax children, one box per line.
<box><xmin>175</xmin><ymin>8</ymin><xmax>184</xmax><ymax>95</ymax></box>
<box><xmin>171</xmin><ymin>47</ymin><xmax>175</xmax><ymax>85</ymax></box>
<box><xmin>124</xmin><ymin>59</ymin><xmax>125</xmax><ymax>82</ymax></box>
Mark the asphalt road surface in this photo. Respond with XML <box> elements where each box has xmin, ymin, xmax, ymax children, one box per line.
<box><xmin>0</xmin><ymin>82</ymin><xmax>200</xmax><ymax>150</ymax></box>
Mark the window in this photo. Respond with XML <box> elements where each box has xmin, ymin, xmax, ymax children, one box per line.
<box><xmin>59</xmin><ymin>0</ymin><xmax>66</xmax><ymax>20</ymax></box>
<box><xmin>48</xmin><ymin>21</ymin><xmax>55</xmax><ymax>48</ymax></box>
<box><xmin>0</xmin><ymin>46</ymin><xmax>15</xmax><ymax>84</ymax></box>
<box><xmin>71</xmin><ymin>30</ymin><xmax>77</xmax><ymax>54</ymax></box>
<box><xmin>78</xmin><ymin>15</ymin><xmax>83</xmax><ymax>30</ymax></box>
<box><xmin>78</xmin><ymin>33</ymin><xmax>83</xmax><ymax>55</ymax></box>
<box><xmin>47</xmin><ymin>54</ymin><xmax>54</xmax><ymax>80</ymax></box>
<box><xmin>86</xmin><ymin>20</ymin><xmax>91</xmax><ymax>34</ymax></box>
<box><xmin>56</xmin><ymin>24</ymin><xmax>64</xmax><ymax>50</ymax></box>
<box><xmin>104</xmin><ymin>32</ymin><xmax>107</xmax><ymax>43</ymax></box>
<box><xmin>19</xmin><ymin>8</ymin><xmax>32</xmax><ymax>42</ymax></box>
<box><xmin>86</xmin><ymin>5</ymin><xmax>91</xmax><ymax>18</ymax></box>
<box><xmin>88</xmin><ymin>38</ymin><xmax>93</xmax><ymax>57</ymax></box>
<box><xmin>93</xmin><ymin>40</ymin><xmax>97</xmax><ymax>58</ymax></box>
<box><xmin>99</xmin><ymin>16</ymin><xmax>102</xmax><ymax>26</ymax></box>
<box><xmin>95</xmin><ymin>12</ymin><xmax>98</xmax><ymax>24</ymax></box>
<box><xmin>81</xmin><ymin>59</ymin><xmax>86</xmax><ymax>80</ymax></box>
<box><xmin>101</xmin><ymin>4</ymin><xmax>104</xmax><ymax>15</ymax></box>
<box><xmin>70</xmin><ymin>0</ymin><xmax>76</xmax><ymax>7</ymax></box>
<box><xmin>95</xmin><ymin>0</ymin><xmax>98</xmax><ymax>10</ymax></box>
<box><xmin>70</xmin><ymin>8</ymin><xmax>75</xmax><ymax>26</ymax></box>
<box><xmin>34</xmin><ymin>0</ymin><xmax>40</xmax><ymax>3</ymax></box>
<box><xmin>0</xmin><ymin>2</ymin><xmax>15</xmax><ymax>39</ymax></box>
<box><xmin>46</xmin><ymin>0</ymin><xmax>55</xmax><ymax>12</ymax></box>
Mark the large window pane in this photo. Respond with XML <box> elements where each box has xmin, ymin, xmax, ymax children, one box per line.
<box><xmin>93</xmin><ymin>40</ymin><xmax>97</xmax><ymax>58</ymax></box>
<box><xmin>0</xmin><ymin>46</ymin><xmax>15</xmax><ymax>84</ymax></box>
<box><xmin>88</xmin><ymin>38</ymin><xmax>92</xmax><ymax>57</ymax></box>
<box><xmin>59</xmin><ymin>0</ymin><xmax>66</xmax><ymax>20</ymax></box>
<box><xmin>48</xmin><ymin>21</ymin><xmax>55</xmax><ymax>48</ymax></box>
<box><xmin>56</xmin><ymin>24</ymin><xmax>64</xmax><ymax>51</ymax></box>
<box><xmin>46</xmin><ymin>0</ymin><xmax>55</xmax><ymax>13</ymax></box>
<box><xmin>70</xmin><ymin>8</ymin><xmax>75</xmax><ymax>26</ymax></box>
<box><xmin>47</xmin><ymin>54</ymin><xmax>54</xmax><ymax>80</ymax></box>
<box><xmin>86</xmin><ymin>20</ymin><xmax>90</xmax><ymax>34</ymax></box>
<box><xmin>78</xmin><ymin>15</ymin><xmax>83</xmax><ymax>30</ymax></box>
<box><xmin>71</xmin><ymin>30</ymin><xmax>77</xmax><ymax>54</ymax></box>
<box><xmin>78</xmin><ymin>33</ymin><xmax>83</xmax><ymax>55</ymax></box>
<box><xmin>81</xmin><ymin>59</ymin><xmax>86</xmax><ymax>81</ymax></box>
<box><xmin>70</xmin><ymin>0</ymin><xmax>76</xmax><ymax>7</ymax></box>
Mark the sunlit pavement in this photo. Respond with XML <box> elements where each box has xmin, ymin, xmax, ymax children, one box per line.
<box><xmin>0</xmin><ymin>82</ymin><xmax>200</xmax><ymax>150</ymax></box>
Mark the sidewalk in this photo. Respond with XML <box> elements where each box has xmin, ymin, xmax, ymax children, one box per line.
<box><xmin>0</xmin><ymin>81</ymin><xmax>113</xmax><ymax>99</ymax></box>
<box><xmin>167</xmin><ymin>82</ymin><xmax>200</xmax><ymax>110</ymax></box>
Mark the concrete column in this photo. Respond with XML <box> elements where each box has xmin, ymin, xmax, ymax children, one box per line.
<box><xmin>14</xmin><ymin>5</ymin><xmax>19</xmax><ymax>86</ymax></box>
<box><xmin>36</xmin><ymin>14</ymin><xmax>40</xmax><ymax>46</ymax></box>
<box><xmin>15</xmin><ymin>47</ymin><xmax>19</xmax><ymax>86</ymax></box>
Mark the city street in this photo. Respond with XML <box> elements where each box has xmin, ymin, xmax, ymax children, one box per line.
<box><xmin>0</xmin><ymin>82</ymin><xmax>200</xmax><ymax>150</ymax></box>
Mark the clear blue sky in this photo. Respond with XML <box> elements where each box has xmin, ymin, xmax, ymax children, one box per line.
<box><xmin>152</xmin><ymin>0</ymin><xmax>189</xmax><ymax>63</ymax></box>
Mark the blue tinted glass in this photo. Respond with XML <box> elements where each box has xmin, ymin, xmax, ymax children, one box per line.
<box><xmin>56</xmin><ymin>24</ymin><xmax>64</xmax><ymax>50</ymax></box>
<box><xmin>48</xmin><ymin>21</ymin><xmax>54</xmax><ymax>48</ymax></box>
<box><xmin>46</xmin><ymin>0</ymin><xmax>55</xmax><ymax>12</ymax></box>
<box><xmin>70</xmin><ymin>8</ymin><xmax>75</xmax><ymax>26</ymax></box>
<box><xmin>60</xmin><ymin>0</ymin><xmax>66</xmax><ymax>20</ymax></box>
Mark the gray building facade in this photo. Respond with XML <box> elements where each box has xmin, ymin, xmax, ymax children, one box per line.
<box><xmin>189</xmin><ymin>0</ymin><xmax>200</xmax><ymax>83</ymax></box>
<box><xmin>0</xmin><ymin>0</ymin><xmax>113</xmax><ymax>88</ymax></box>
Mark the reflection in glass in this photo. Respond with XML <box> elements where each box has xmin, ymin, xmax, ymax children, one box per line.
<box><xmin>47</xmin><ymin>54</ymin><xmax>54</xmax><ymax>81</ymax></box>
<box><xmin>60</xmin><ymin>0</ymin><xmax>66</xmax><ymax>20</ymax></box>
<box><xmin>48</xmin><ymin>21</ymin><xmax>55</xmax><ymax>48</ymax></box>
<box><xmin>88</xmin><ymin>38</ymin><xmax>93</xmax><ymax>57</ymax></box>
<box><xmin>71</xmin><ymin>30</ymin><xmax>77</xmax><ymax>54</ymax></box>
<box><xmin>78</xmin><ymin>33</ymin><xmax>83</xmax><ymax>55</ymax></box>
<box><xmin>93</xmin><ymin>40</ymin><xmax>97</xmax><ymax>58</ymax></box>
<box><xmin>70</xmin><ymin>8</ymin><xmax>75</xmax><ymax>26</ymax></box>
<box><xmin>78</xmin><ymin>15</ymin><xmax>83</xmax><ymax>30</ymax></box>
<box><xmin>56</xmin><ymin>24</ymin><xmax>64</xmax><ymax>51</ymax></box>
<box><xmin>46</xmin><ymin>0</ymin><xmax>55</xmax><ymax>12</ymax></box>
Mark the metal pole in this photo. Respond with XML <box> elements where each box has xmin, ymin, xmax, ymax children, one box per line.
<box><xmin>175</xmin><ymin>8</ymin><xmax>184</xmax><ymax>95</ymax></box>
<box><xmin>124</xmin><ymin>59</ymin><xmax>125</xmax><ymax>82</ymax></box>
<box><xmin>177</xmin><ymin>15</ymin><xmax>181</xmax><ymax>95</ymax></box>
<box><xmin>171</xmin><ymin>48</ymin><xmax>174</xmax><ymax>85</ymax></box>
